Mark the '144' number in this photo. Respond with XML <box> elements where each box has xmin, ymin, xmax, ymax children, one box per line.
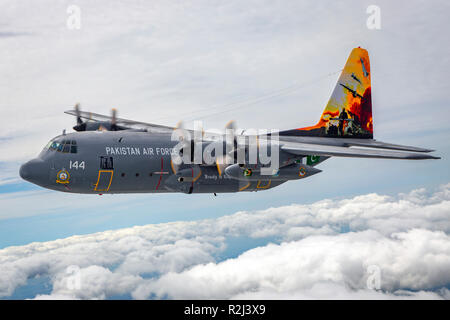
<box><xmin>70</xmin><ymin>160</ymin><xmax>85</xmax><ymax>170</ymax></box>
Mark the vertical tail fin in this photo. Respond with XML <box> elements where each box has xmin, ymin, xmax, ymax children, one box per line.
<box><xmin>281</xmin><ymin>47</ymin><xmax>373</xmax><ymax>139</ymax></box>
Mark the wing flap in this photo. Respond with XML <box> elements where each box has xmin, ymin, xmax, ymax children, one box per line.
<box><xmin>281</xmin><ymin>142</ymin><xmax>440</xmax><ymax>160</ymax></box>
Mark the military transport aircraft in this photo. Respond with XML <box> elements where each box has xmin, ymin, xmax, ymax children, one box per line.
<box><xmin>19</xmin><ymin>47</ymin><xmax>439</xmax><ymax>194</ymax></box>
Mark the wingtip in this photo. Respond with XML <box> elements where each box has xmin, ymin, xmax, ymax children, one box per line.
<box><xmin>415</xmin><ymin>155</ymin><xmax>441</xmax><ymax>160</ymax></box>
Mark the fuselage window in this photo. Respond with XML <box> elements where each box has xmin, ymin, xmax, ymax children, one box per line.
<box><xmin>69</xmin><ymin>140</ymin><xmax>77</xmax><ymax>153</ymax></box>
<box><xmin>100</xmin><ymin>156</ymin><xmax>114</xmax><ymax>170</ymax></box>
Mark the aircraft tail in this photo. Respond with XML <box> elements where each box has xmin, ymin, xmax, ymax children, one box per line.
<box><xmin>280</xmin><ymin>47</ymin><xmax>373</xmax><ymax>139</ymax></box>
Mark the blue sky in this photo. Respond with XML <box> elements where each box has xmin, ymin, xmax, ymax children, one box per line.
<box><xmin>0</xmin><ymin>0</ymin><xmax>449</xmax><ymax>299</ymax></box>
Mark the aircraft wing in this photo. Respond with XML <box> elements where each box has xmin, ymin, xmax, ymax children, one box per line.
<box><xmin>281</xmin><ymin>142</ymin><xmax>440</xmax><ymax>160</ymax></box>
<box><xmin>64</xmin><ymin>110</ymin><xmax>175</xmax><ymax>133</ymax></box>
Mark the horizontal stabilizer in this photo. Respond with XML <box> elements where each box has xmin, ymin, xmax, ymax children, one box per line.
<box><xmin>281</xmin><ymin>142</ymin><xmax>440</xmax><ymax>160</ymax></box>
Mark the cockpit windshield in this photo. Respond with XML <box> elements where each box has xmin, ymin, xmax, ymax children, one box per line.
<box><xmin>46</xmin><ymin>139</ymin><xmax>78</xmax><ymax>154</ymax></box>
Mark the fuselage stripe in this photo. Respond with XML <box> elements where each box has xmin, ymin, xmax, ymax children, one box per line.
<box><xmin>239</xmin><ymin>182</ymin><xmax>251</xmax><ymax>191</ymax></box>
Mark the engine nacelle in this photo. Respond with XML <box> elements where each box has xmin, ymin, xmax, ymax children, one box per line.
<box><xmin>224</xmin><ymin>163</ymin><xmax>321</xmax><ymax>181</ymax></box>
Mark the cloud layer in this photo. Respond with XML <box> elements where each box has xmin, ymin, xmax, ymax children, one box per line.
<box><xmin>1</xmin><ymin>183</ymin><xmax>449</xmax><ymax>299</ymax></box>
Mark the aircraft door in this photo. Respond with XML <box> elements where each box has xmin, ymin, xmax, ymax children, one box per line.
<box><xmin>94</xmin><ymin>156</ymin><xmax>114</xmax><ymax>192</ymax></box>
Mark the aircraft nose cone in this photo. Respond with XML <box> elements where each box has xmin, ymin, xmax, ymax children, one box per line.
<box><xmin>19</xmin><ymin>159</ymin><xmax>48</xmax><ymax>185</ymax></box>
<box><xmin>19</xmin><ymin>162</ymin><xmax>31</xmax><ymax>181</ymax></box>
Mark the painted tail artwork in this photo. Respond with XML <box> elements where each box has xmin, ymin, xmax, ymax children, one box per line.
<box><xmin>282</xmin><ymin>47</ymin><xmax>373</xmax><ymax>139</ymax></box>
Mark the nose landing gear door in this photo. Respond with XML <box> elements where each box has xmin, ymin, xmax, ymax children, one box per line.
<box><xmin>94</xmin><ymin>156</ymin><xmax>114</xmax><ymax>192</ymax></box>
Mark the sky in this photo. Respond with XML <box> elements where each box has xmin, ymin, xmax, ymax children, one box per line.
<box><xmin>0</xmin><ymin>0</ymin><xmax>449</xmax><ymax>299</ymax></box>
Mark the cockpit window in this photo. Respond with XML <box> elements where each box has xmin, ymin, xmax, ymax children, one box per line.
<box><xmin>50</xmin><ymin>141</ymin><xmax>60</xmax><ymax>150</ymax></box>
<box><xmin>47</xmin><ymin>139</ymin><xmax>78</xmax><ymax>153</ymax></box>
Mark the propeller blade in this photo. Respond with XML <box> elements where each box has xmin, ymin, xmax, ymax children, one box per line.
<box><xmin>215</xmin><ymin>120</ymin><xmax>239</xmax><ymax>176</ymax></box>
<box><xmin>111</xmin><ymin>108</ymin><xmax>117</xmax><ymax>131</ymax></box>
<box><xmin>175</xmin><ymin>120</ymin><xmax>185</xmax><ymax>130</ymax></box>
<box><xmin>225</xmin><ymin>120</ymin><xmax>236</xmax><ymax>131</ymax></box>
<box><xmin>73</xmin><ymin>103</ymin><xmax>87</xmax><ymax>131</ymax></box>
<box><xmin>75</xmin><ymin>103</ymin><xmax>83</xmax><ymax>125</ymax></box>
<box><xmin>171</xmin><ymin>121</ymin><xmax>188</xmax><ymax>174</ymax></box>
<box><xmin>216</xmin><ymin>153</ymin><xmax>233</xmax><ymax>176</ymax></box>
<box><xmin>111</xmin><ymin>108</ymin><xmax>117</xmax><ymax>124</ymax></box>
<box><xmin>225</xmin><ymin>119</ymin><xmax>239</xmax><ymax>154</ymax></box>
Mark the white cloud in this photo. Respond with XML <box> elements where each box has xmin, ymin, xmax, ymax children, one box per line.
<box><xmin>133</xmin><ymin>229</ymin><xmax>450</xmax><ymax>299</ymax></box>
<box><xmin>51</xmin><ymin>265</ymin><xmax>142</xmax><ymax>300</ymax></box>
<box><xmin>0</xmin><ymin>183</ymin><xmax>449</xmax><ymax>299</ymax></box>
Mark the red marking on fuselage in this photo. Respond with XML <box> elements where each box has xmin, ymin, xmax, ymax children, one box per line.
<box><xmin>155</xmin><ymin>157</ymin><xmax>164</xmax><ymax>190</ymax></box>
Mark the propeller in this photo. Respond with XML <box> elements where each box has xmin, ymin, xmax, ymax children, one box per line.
<box><xmin>170</xmin><ymin>119</ymin><xmax>245</xmax><ymax>177</ymax></box>
<box><xmin>171</xmin><ymin>120</ymin><xmax>207</xmax><ymax>174</ymax></box>
<box><xmin>73</xmin><ymin>103</ymin><xmax>87</xmax><ymax>131</ymax></box>
<box><xmin>216</xmin><ymin>120</ymin><xmax>239</xmax><ymax>176</ymax></box>
<box><xmin>75</xmin><ymin>103</ymin><xmax>82</xmax><ymax>125</ymax></box>
<box><xmin>171</xmin><ymin>120</ymin><xmax>187</xmax><ymax>174</ymax></box>
<box><xmin>72</xmin><ymin>103</ymin><xmax>121</xmax><ymax>132</ymax></box>
<box><xmin>111</xmin><ymin>108</ymin><xmax>118</xmax><ymax>131</ymax></box>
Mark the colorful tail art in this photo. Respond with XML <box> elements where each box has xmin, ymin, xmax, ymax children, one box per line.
<box><xmin>280</xmin><ymin>47</ymin><xmax>373</xmax><ymax>139</ymax></box>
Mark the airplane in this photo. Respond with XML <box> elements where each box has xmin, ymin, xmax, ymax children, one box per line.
<box><xmin>351</xmin><ymin>73</ymin><xmax>362</xmax><ymax>85</ymax></box>
<box><xmin>19</xmin><ymin>47</ymin><xmax>439</xmax><ymax>195</ymax></box>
